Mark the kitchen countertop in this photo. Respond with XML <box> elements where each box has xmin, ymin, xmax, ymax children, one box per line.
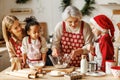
<box><xmin>0</xmin><ymin>66</ymin><xmax>119</xmax><ymax>80</ymax></box>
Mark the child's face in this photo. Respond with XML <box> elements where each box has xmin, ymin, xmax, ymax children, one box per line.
<box><xmin>65</xmin><ymin>16</ymin><xmax>79</xmax><ymax>28</ymax></box>
<box><xmin>10</xmin><ymin>20</ymin><xmax>22</xmax><ymax>37</ymax></box>
<box><xmin>27</xmin><ymin>25</ymin><xmax>40</xmax><ymax>40</ymax></box>
<box><xmin>90</xmin><ymin>23</ymin><xmax>101</xmax><ymax>37</ymax></box>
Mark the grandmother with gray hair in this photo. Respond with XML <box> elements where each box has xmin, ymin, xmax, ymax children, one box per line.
<box><xmin>52</xmin><ymin>6</ymin><xmax>94</xmax><ymax>67</ymax></box>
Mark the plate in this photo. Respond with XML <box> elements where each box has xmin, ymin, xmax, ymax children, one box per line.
<box><xmin>75</xmin><ymin>68</ymin><xmax>81</xmax><ymax>72</ymax></box>
<box><xmin>86</xmin><ymin>71</ymin><xmax>106</xmax><ymax>77</ymax></box>
<box><xmin>48</xmin><ymin>70</ymin><xmax>66</xmax><ymax>77</ymax></box>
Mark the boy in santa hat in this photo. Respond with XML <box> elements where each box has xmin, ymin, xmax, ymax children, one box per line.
<box><xmin>88</xmin><ymin>14</ymin><xmax>115</xmax><ymax>72</ymax></box>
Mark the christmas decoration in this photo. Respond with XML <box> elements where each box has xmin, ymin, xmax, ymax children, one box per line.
<box><xmin>61</xmin><ymin>0</ymin><xmax>95</xmax><ymax>16</ymax></box>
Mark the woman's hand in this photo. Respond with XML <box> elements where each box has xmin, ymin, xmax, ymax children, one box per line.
<box><xmin>70</xmin><ymin>48</ymin><xmax>83</xmax><ymax>59</ymax></box>
<box><xmin>52</xmin><ymin>48</ymin><xmax>59</xmax><ymax>57</ymax></box>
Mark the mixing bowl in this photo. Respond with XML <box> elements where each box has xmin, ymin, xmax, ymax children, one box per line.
<box><xmin>49</xmin><ymin>55</ymin><xmax>69</xmax><ymax>69</ymax></box>
<box><xmin>28</xmin><ymin>61</ymin><xmax>45</xmax><ymax>69</ymax></box>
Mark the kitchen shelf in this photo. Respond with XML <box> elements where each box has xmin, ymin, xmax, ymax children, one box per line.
<box><xmin>98</xmin><ymin>3</ymin><xmax>120</xmax><ymax>6</ymax></box>
<box><xmin>10</xmin><ymin>8</ymin><xmax>32</xmax><ymax>14</ymax></box>
<box><xmin>112</xmin><ymin>9</ymin><xmax>120</xmax><ymax>15</ymax></box>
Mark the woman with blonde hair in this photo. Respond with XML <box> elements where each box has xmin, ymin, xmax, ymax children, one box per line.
<box><xmin>2</xmin><ymin>15</ymin><xmax>26</xmax><ymax>71</ymax></box>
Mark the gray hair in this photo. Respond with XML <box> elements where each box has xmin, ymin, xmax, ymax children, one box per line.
<box><xmin>62</xmin><ymin>6</ymin><xmax>82</xmax><ymax>21</ymax></box>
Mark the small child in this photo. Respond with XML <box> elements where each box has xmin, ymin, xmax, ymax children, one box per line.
<box><xmin>21</xmin><ymin>16</ymin><xmax>48</xmax><ymax>67</ymax></box>
<box><xmin>89</xmin><ymin>14</ymin><xmax>115</xmax><ymax>72</ymax></box>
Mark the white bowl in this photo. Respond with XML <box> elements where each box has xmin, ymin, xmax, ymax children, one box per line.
<box><xmin>54</xmin><ymin>63</ymin><xmax>68</xmax><ymax>69</ymax></box>
<box><xmin>28</xmin><ymin>61</ymin><xmax>45</xmax><ymax>69</ymax></box>
<box><xmin>111</xmin><ymin>66</ymin><xmax>120</xmax><ymax>77</ymax></box>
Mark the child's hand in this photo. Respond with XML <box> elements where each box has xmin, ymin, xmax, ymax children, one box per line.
<box><xmin>87</xmin><ymin>44</ymin><xmax>93</xmax><ymax>51</ymax></box>
<box><xmin>87</xmin><ymin>44</ymin><xmax>96</xmax><ymax>56</ymax></box>
<box><xmin>70</xmin><ymin>49</ymin><xmax>83</xmax><ymax>59</ymax></box>
<box><xmin>22</xmin><ymin>62</ymin><xmax>29</xmax><ymax>68</ymax></box>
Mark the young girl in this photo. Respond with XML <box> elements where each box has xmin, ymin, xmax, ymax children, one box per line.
<box><xmin>2</xmin><ymin>15</ymin><xmax>25</xmax><ymax>71</ymax></box>
<box><xmin>21</xmin><ymin>16</ymin><xmax>48</xmax><ymax>67</ymax></box>
<box><xmin>89</xmin><ymin>14</ymin><xmax>115</xmax><ymax>71</ymax></box>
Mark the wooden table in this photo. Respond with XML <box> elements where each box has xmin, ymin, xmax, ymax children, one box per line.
<box><xmin>0</xmin><ymin>66</ymin><xmax>119</xmax><ymax>80</ymax></box>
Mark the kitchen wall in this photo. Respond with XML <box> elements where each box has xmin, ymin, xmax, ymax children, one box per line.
<box><xmin>0</xmin><ymin>0</ymin><xmax>120</xmax><ymax>39</ymax></box>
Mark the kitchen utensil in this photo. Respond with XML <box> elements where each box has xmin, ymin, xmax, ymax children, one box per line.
<box><xmin>5</xmin><ymin>69</ymin><xmax>43</xmax><ymax>79</ymax></box>
<box><xmin>88</xmin><ymin>61</ymin><xmax>98</xmax><ymax>72</ymax></box>
<box><xmin>48</xmin><ymin>55</ymin><xmax>69</xmax><ymax>69</ymax></box>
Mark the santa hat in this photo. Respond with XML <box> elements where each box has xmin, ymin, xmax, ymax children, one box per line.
<box><xmin>90</xmin><ymin>14</ymin><xmax>115</xmax><ymax>37</ymax></box>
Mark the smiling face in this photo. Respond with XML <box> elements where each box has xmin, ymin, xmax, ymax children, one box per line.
<box><xmin>65</xmin><ymin>16</ymin><xmax>79</xmax><ymax>28</ymax></box>
<box><xmin>10</xmin><ymin>20</ymin><xmax>23</xmax><ymax>38</ymax></box>
<box><xmin>27</xmin><ymin>25</ymin><xmax>40</xmax><ymax>40</ymax></box>
<box><xmin>90</xmin><ymin>23</ymin><xmax>101</xmax><ymax>37</ymax></box>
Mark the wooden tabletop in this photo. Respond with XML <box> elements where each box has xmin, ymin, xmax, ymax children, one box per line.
<box><xmin>0</xmin><ymin>66</ymin><xmax>119</xmax><ymax>80</ymax></box>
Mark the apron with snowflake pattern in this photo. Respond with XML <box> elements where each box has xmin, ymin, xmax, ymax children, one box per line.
<box><xmin>61</xmin><ymin>21</ymin><xmax>87</xmax><ymax>67</ymax></box>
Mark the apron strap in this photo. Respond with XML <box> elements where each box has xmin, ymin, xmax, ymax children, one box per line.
<box><xmin>28</xmin><ymin>36</ymin><xmax>41</xmax><ymax>44</ymax></box>
<box><xmin>10</xmin><ymin>38</ymin><xmax>16</xmax><ymax>46</ymax></box>
<box><xmin>62</xmin><ymin>21</ymin><xmax>66</xmax><ymax>33</ymax></box>
<box><xmin>10</xmin><ymin>38</ymin><xmax>22</xmax><ymax>57</ymax></box>
<box><xmin>80</xmin><ymin>21</ymin><xmax>84</xmax><ymax>34</ymax></box>
<box><xmin>62</xmin><ymin>21</ymin><xmax>84</xmax><ymax>34</ymax></box>
<box><xmin>28</xmin><ymin>36</ymin><xmax>31</xmax><ymax>44</ymax></box>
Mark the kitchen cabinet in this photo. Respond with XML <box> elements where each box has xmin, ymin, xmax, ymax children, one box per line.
<box><xmin>0</xmin><ymin>45</ymin><xmax>10</xmax><ymax>72</ymax></box>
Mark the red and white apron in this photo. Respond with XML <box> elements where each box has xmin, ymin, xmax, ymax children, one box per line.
<box><xmin>10</xmin><ymin>38</ymin><xmax>22</xmax><ymax>58</ymax></box>
<box><xmin>61</xmin><ymin>21</ymin><xmax>85</xmax><ymax>67</ymax></box>
<box><xmin>27</xmin><ymin>37</ymin><xmax>42</xmax><ymax>64</ymax></box>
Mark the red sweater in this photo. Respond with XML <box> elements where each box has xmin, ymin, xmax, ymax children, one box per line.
<box><xmin>98</xmin><ymin>33</ymin><xmax>114</xmax><ymax>72</ymax></box>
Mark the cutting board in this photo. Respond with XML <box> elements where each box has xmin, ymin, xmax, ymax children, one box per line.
<box><xmin>42</xmin><ymin>66</ymin><xmax>75</xmax><ymax>73</ymax></box>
